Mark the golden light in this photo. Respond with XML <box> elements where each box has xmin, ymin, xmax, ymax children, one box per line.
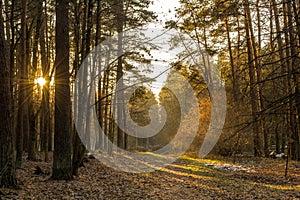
<box><xmin>35</xmin><ymin>77</ymin><xmax>46</xmax><ymax>87</ymax></box>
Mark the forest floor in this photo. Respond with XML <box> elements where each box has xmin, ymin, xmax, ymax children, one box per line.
<box><xmin>0</xmin><ymin>153</ymin><xmax>300</xmax><ymax>200</ymax></box>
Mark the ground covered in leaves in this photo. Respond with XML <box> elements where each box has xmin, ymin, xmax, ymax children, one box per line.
<box><xmin>0</xmin><ymin>154</ymin><xmax>299</xmax><ymax>199</ymax></box>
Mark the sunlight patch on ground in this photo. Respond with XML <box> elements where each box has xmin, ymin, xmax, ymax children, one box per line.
<box><xmin>260</xmin><ymin>183</ymin><xmax>300</xmax><ymax>191</ymax></box>
<box><xmin>179</xmin><ymin>155</ymin><xmax>227</xmax><ymax>165</ymax></box>
<box><xmin>168</xmin><ymin>163</ymin><xmax>225</xmax><ymax>180</ymax></box>
<box><xmin>160</xmin><ymin>167</ymin><xmax>221</xmax><ymax>191</ymax></box>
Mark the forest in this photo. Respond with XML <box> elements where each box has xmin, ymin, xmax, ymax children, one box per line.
<box><xmin>0</xmin><ymin>0</ymin><xmax>300</xmax><ymax>199</ymax></box>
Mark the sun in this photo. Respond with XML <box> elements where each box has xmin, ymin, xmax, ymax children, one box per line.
<box><xmin>35</xmin><ymin>77</ymin><xmax>46</xmax><ymax>87</ymax></box>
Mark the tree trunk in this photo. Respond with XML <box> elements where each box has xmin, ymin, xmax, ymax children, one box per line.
<box><xmin>115</xmin><ymin>0</ymin><xmax>126</xmax><ymax>149</ymax></box>
<box><xmin>40</xmin><ymin>0</ymin><xmax>50</xmax><ymax>162</ymax></box>
<box><xmin>83</xmin><ymin>0</ymin><xmax>94</xmax><ymax>149</ymax></box>
<box><xmin>0</xmin><ymin>0</ymin><xmax>18</xmax><ymax>188</ymax></box>
<box><xmin>28</xmin><ymin>0</ymin><xmax>43</xmax><ymax>161</ymax></box>
<box><xmin>244</xmin><ymin>0</ymin><xmax>261</xmax><ymax>156</ymax></box>
<box><xmin>72</xmin><ymin>0</ymin><xmax>87</xmax><ymax>177</ymax></box>
<box><xmin>269</xmin><ymin>5</ymin><xmax>281</xmax><ymax>154</ymax></box>
<box><xmin>52</xmin><ymin>0</ymin><xmax>73</xmax><ymax>180</ymax></box>
<box><xmin>81</xmin><ymin>0</ymin><xmax>87</xmax><ymax>62</ymax></box>
<box><xmin>255</xmin><ymin>0</ymin><xmax>268</xmax><ymax>157</ymax></box>
<box><xmin>8</xmin><ymin>0</ymin><xmax>16</xmax><ymax>165</ymax></box>
<box><xmin>224</xmin><ymin>17</ymin><xmax>238</xmax><ymax>102</ymax></box>
<box><xmin>287</xmin><ymin>1</ymin><xmax>300</xmax><ymax>160</ymax></box>
<box><xmin>96</xmin><ymin>0</ymin><xmax>103</xmax><ymax>149</ymax></box>
<box><xmin>16</xmin><ymin>0</ymin><xmax>29</xmax><ymax>168</ymax></box>
<box><xmin>273</xmin><ymin>0</ymin><xmax>290</xmax><ymax>155</ymax></box>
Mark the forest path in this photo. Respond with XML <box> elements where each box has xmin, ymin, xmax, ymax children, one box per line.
<box><xmin>0</xmin><ymin>154</ymin><xmax>299</xmax><ymax>199</ymax></box>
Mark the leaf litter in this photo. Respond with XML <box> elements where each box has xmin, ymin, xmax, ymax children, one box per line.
<box><xmin>0</xmin><ymin>154</ymin><xmax>299</xmax><ymax>199</ymax></box>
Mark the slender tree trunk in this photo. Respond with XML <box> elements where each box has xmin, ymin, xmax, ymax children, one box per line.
<box><xmin>81</xmin><ymin>0</ymin><xmax>87</xmax><ymax>62</ymax></box>
<box><xmin>244</xmin><ymin>0</ymin><xmax>261</xmax><ymax>156</ymax></box>
<box><xmin>103</xmin><ymin>44</ymin><xmax>112</xmax><ymax>151</ymax></box>
<box><xmin>273</xmin><ymin>0</ymin><xmax>291</xmax><ymax>155</ymax></box>
<box><xmin>287</xmin><ymin>1</ymin><xmax>300</xmax><ymax>160</ymax></box>
<box><xmin>85</xmin><ymin>0</ymin><xmax>93</xmax><ymax>55</ymax></box>
<box><xmin>224</xmin><ymin>17</ymin><xmax>238</xmax><ymax>102</ymax></box>
<box><xmin>16</xmin><ymin>0</ymin><xmax>29</xmax><ymax>168</ymax></box>
<box><xmin>23</xmin><ymin>23</ymin><xmax>32</xmax><ymax>153</ymax></box>
<box><xmin>236</xmin><ymin>16</ymin><xmax>241</xmax><ymax>102</ymax></box>
<box><xmin>40</xmin><ymin>0</ymin><xmax>50</xmax><ymax>162</ymax></box>
<box><xmin>28</xmin><ymin>0</ymin><xmax>43</xmax><ymax>161</ymax></box>
<box><xmin>72</xmin><ymin>0</ymin><xmax>86</xmax><ymax>177</ymax></box>
<box><xmin>115</xmin><ymin>0</ymin><xmax>126</xmax><ymax>149</ymax></box>
<box><xmin>255</xmin><ymin>0</ymin><xmax>268</xmax><ymax>157</ymax></box>
<box><xmin>96</xmin><ymin>0</ymin><xmax>104</xmax><ymax>149</ymax></box>
<box><xmin>8</xmin><ymin>0</ymin><xmax>16</xmax><ymax>163</ymax></box>
<box><xmin>9</xmin><ymin>0</ymin><xmax>15</xmax><ymax>82</ymax></box>
<box><xmin>269</xmin><ymin>5</ymin><xmax>281</xmax><ymax>154</ymax></box>
<box><xmin>4</xmin><ymin>0</ymin><xmax>10</xmax><ymax>59</ymax></box>
<box><xmin>52</xmin><ymin>0</ymin><xmax>73</xmax><ymax>180</ymax></box>
<box><xmin>84</xmin><ymin>0</ymin><xmax>93</xmax><ymax>149</ymax></box>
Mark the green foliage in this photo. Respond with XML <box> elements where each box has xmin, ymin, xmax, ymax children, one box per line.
<box><xmin>129</xmin><ymin>86</ymin><xmax>157</xmax><ymax>127</ymax></box>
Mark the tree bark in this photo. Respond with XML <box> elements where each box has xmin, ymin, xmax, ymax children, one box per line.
<box><xmin>115</xmin><ymin>0</ymin><xmax>126</xmax><ymax>149</ymax></box>
<box><xmin>224</xmin><ymin>17</ymin><xmax>238</xmax><ymax>102</ymax></box>
<box><xmin>0</xmin><ymin>0</ymin><xmax>18</xmax><ymax>188</ymax></box>
<box><xmin>72</xmin><ymin>0</ymin><xmax>86</xmax><ymax>177</ymax></box>
<box><xmin>287</xmin><ymin>1</ymin><xmax>300</xmax><ymax>160</ymax></box>
<box><xmin>40</xmin><ymin>0</ymin><xmax>50</xmax><ymax>162</ymax></box>
<box><xmin>16</xmin><ymin>0</ymin><xmax>29</xmax><ymax>168</ymax></box>
<box><xmin>28</xmin><ymin>0</ymin><xmax>44</xmax><ymax>161</ymax></box>
<box><xmin>255</xmin><ymin>0</ymin><xmax>268</xmax><ymax>157</ymax></box>
<box><xmin>52</xmin><ymin>0</ymin><xmax>73</xmax><ymax>180</ymax></box>
<box><xmin>244</xmin><ymin>0</ymin><xmax>261</xmax><ymax>156</ymax></box>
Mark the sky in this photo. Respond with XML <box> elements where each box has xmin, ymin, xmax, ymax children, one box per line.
<box><xmin>141</xmin><ymin>0</ymin><xmax>181</xmax><ymax>97</ymax></box>
<box><xmin>148</xmin><ymin>0</ymin><xmax>181</xmax><ymax>23</ymax></box>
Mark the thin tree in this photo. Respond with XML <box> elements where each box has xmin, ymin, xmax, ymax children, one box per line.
<box><xmin>71</xmin><ymin>0</ymin><xmax>86</xmax><ymax>176</ymax></box>
<box><xmin>52</xmin><ymin>0</ymin><xmax>73</xmax><ymax>180</ymax></box>
<box><xmin>115</xmin><ymin>0</ymin><xmax>126</xmax><ymax>149</ymax></box>
<box><xmin>243</xmin><ymin>0</ymin><xmax>261</xmax><ymax>156</ymax></box>
<box><xmin>40</xmin><ymin>0</ymin><xmax>51</xmax><ymax>162</ymax></box>
<box><xmin>16</xmin><ymin>0</ymin><xmax>29</xmax><ymax>168</ymax></box>
<box><xmin>28</xmin><ymin>0</ymin><xmax>44</xmax><ymax>161</ymax></box>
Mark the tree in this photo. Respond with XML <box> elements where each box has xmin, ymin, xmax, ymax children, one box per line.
<box><xmin>0</xmin><ymin>0</ymin><xmax>17</xmax><ymax>188</ymax></box>
<box><xmin>39</xmin><ymin>0</ymin><xmax>51</xmax><ymax>162</ymax></box>
<box><xmin>27</xmin><ymin>0</ymin><xmax>44</xmax><ymax>162</ymax></box>
<box><xmin>52</xmin><ymin>0</ymin><xmax>73</xmax><ymax>180</ymax></box>
<box><xmin>243</xmin><ymin>0</ymin><xmax>261</xmax><ymax>156</ymax></box>
<box><xmin>16</xmin><ymin>0</ymin><xmax>29</xmax><ymax>168</ymax></box>
<box><xmin>128</xmin><ymin>86</ymin><xmax>157</xmax><ymax>150</ymax></box>
<box><xmin>115</xmin><ymin>0</ymin><xmax>126</xmax><ymax>149</ymax></box>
